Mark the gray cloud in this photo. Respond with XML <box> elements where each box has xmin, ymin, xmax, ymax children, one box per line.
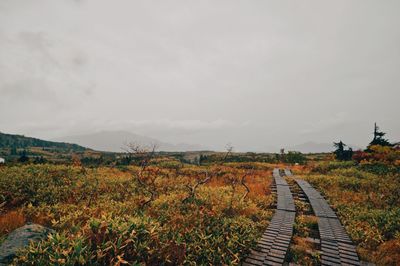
<box><xmin>0</xmin><ymin>0</ymin><xmax>399</xmax><ymax>151</ymax></box>
<box><xmin>0</xmin><ymin>78</ymin><xmax>57</xmax><ymax>102</ymax></box>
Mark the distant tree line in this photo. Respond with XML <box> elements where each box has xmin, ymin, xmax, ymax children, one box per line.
<box><xmin>196</xmin><ymin>153</ymin><xmax>278</xmax><ymax>164</ymax></box>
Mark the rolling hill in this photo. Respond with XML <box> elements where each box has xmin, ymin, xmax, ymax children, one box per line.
<box><xmin>0</xmin><ymin>132</ymin><xmax>87</xmax><ymax>151</ymax></box>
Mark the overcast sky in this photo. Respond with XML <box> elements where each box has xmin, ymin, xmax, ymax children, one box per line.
<box><xmin>0</xmin><ymin>0</ymin><xmax>399</xmax><ymax>151</ymax></box>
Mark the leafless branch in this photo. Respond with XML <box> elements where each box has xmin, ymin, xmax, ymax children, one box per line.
<box><xmin>222</xmin><ymin>143</ymin><xmax>234</xmax><ymax>161</ymax></box>
<box><xmin>241</xmin><ymin>167</ymin><xmax>254</xmax><ymax>201</ymax></box>
<box><xmin>182</xmin><ymin>169</ymin><xmax>211</xmax><ymax>203</ymax></box>
<box><xmin>125</xmin><ymin>143</ymin><xmax>160</xmax><ymax>209</ymax></box>
<box><xmin>241</xmin><ymin>175</ymin><xmax>250</xmax><ymax>202</ymax></box>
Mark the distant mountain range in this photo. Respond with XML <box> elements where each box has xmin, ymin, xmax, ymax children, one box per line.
<box><xmin>1</xmin><ymin>131</ymin><xmax>362</xmax><ymax>154</ymax></box>
<box><xmin>0</xmin><ymin>132</ymin><xmax>87</xmax><ymax>152</ymax></box>
<box><xmin>54</xmin><ymin>131</ymin><xmax>205</xmax><ymax>152</ymax></box>
<box><xmin>286</xmin><ymin>141</ymin><xmax>362</xmax><ymax>153</ymax></box>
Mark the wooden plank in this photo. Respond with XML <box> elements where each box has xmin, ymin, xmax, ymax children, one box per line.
<box><xmin>244</xmin><ymin>168</ymin><xmax>296</xmax><ymax>265</ymax></box>
<box><xmin>321</xmin><ymin>255</ymin><xmax>341</xmax><ymax>264</ymax></box>
<box><xmin>264</xmin><ymin>254</ymin><xmax>285</xmax><ymax>264</ymax></box>
<box><xmin>320</xmin><ymin>259</ymin><xmax>340</xmax><ymax>266</ymax></box>
<box><xmin>293</xmin><ymin>175</ymin><xmax>361</xmax><ymax>265</ymax></box>
<box><xmin>264</xmin><ymin>259</ymin><xmax>283</xmax><ymax>266</ymax></box>
<box><xmin>269</xmin><ymin>245</ymin><xmax>287</xmax><ymax>252</ymax></box>
<box><xmin>247</xmin><ymin>254</ymin><xmax>265</xmax><ymax>262</ymax></box>
<box><xmin>340</xmin><ymin>257</ymin><xmax>361</xmax><ymax>265</ymax></box>
<box><xmin>268</xmin><ymin>249</ymin><xmax>287</xmax><ymax>256</ymax></box>
<box><xmin>249</xmin><ymin>250</ymin><xmax>267</xmax><ymax>258</ymax></box>
<box><xmin>340</xmin><ymin>253</ymin><xmax>361</xmax><ymax>262</ymax></box>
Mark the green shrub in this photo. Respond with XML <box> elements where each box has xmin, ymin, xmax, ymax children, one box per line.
<box><xmin>311</xmin><ymin>161</ymin><xmax>356</xmax><ymax>174</ymax></box>
<box><xmin>0</xmin><ymin>165</ymin><xmax>82</xmax><ymax>206</ymax></box>
<box><xmin>358</xmin><ymin>163</ymin><xmax>393</xmax><ymax>175</ymax></box>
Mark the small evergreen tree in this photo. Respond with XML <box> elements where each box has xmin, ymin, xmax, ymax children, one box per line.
<box><xmin>333</xmin><ymin>141</ymin><xmax>353</xmax><ymax>161</ymax></box>
<box><xmin>10</xmin><ymin>146</ymin><xmax>17</xmax><ymax>155</ymax></box>
<box><xmin>18</xmin><ymin>149</ymin><xmax>29</xmax><ymax>163</ymax></box>
<box><xmin>199</xmin><ymin>154</ymin><xmax>207</xmax><ymax>165</ymax></box>
<box><xmin>33</xmin><ymin>156</ymin><xmax>46</xmax><ymax>164</ymax></box>
<box><xmin>369</xmin><ymin>123</ymin><xmax>392</xmax><ymax>147</ymax></box>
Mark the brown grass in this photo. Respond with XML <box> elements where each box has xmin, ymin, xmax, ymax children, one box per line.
<box><xmin>207</xmin><ymin>176</ymin><xmax>226</xmax><ymax>187</ymax></box>
<box><xmin>0</xmin><ymin>210</ymin><xmax>26</xmax><ymax>236</ymax></box>
<box><xmin>247</xmin><ymin>175</ymin><xmax>272</xmax><ymax>199</ymax></box>
<box><xmin>373</xmin><ymin>240</ymin><xmax>400</xmax><ymax>265</ymax></box>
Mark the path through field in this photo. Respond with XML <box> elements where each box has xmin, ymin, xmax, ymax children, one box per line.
<box><xmin>243</xmin><ymin>168</ymin><xmax>361</xmax><ymax>266</ymax></box>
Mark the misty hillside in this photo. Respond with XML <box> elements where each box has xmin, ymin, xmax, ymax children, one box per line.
<box><xmin>0</xmin><ymin>132</ymin><xmax>87</xmax><ymax>151</ymax></box>
<box><xmin>54</xmin><ymin>131</ymin><xmax>205</xmax><ymax>152</ymax></box>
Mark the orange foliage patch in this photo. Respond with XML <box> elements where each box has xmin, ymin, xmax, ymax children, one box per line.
<box><xmin>0</xmin><ymin>210</ymin><xmax>26</xmax><ymax>236</ymax></box>
<box><xmin>247</xmin><ymin>174</ymin><xmax>272</xmax><ymax>199</ymax></box>
<box><xmin>207</xmin><ymin>177</ymin><xmax>226</xmax><ymax>187</ymax></box>
<box><xmin>374</xmin><ymin>239</ymin><xmax>400</xmax><ymax>265</ymax></box>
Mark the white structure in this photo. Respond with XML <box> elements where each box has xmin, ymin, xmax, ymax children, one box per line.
<box><xmin>0</xmin><ymin>157</ymin><xmax>4</xmax><ymax>164</ymax></box>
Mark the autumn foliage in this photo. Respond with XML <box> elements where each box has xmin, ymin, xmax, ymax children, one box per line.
<box><xmin>0</xmin><ymin>162</ymin><xmax>275</xmax><ymax>265</ymax></box>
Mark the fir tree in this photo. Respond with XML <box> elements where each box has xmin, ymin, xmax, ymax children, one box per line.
<box><xmin>369</xmin><ymin>123</ymin><xmax>392</xmax><ymax>147</ymax></box>
<box><xmin>333</xmin><ymin>141</ymin><xmax>353</xmax><ymax>161</ymax></box>
<box><xmin>18</xmin><ymin>149</ymin><xmax>29</xmax><ymax>163</ymax></box>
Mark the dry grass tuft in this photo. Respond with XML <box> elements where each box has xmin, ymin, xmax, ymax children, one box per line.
<box><xmin>0</xmin><ymin>210</ymin><xmax>26</xmax><ymax>236</ymax></box>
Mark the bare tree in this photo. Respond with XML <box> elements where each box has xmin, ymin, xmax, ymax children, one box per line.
<box><xmin>240</xmin><ymin>167</ymin><xmax>254</xmax><ymax>202</ymax></box>
<box><xmin>222</xmin><ymin>143</ymin><xmax>234</xmax><ymax>161</ymax></box>
<box><xmin>138</xmin><ymin>168</ymin><xmax>160</xmax><ymax>208</ymax></box>
<box><xmin>225</xmin><ymin>167</ymin><xmax>254</xmax><ymax>212</ymax></box>
<box><xmin>124</xmin><ymin>143</ymin><xmax>158</xmax><ymax>171</ymax></box>
<box><xmin>124</xmin><ymin>143</ymin><xmax>160</xmax><ymax>208</ymax></box>
<box><xmin>182</xmin><ymin>169</ymin><xmax>211</xmax><ymax>203</ymax></box>
<box><xmin>182</xmin><ymin>144</ymin><xmax>245</xmax><ymax>205</ymax></box>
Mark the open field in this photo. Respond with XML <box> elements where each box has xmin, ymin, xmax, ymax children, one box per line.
<box><xmin>0</xmin><ymin>146</ymin><xmax>399</xmax><ymax>265</ymax></box>
<box><xmin>0</xmin><ymin>161</ymin><xmax>276</xmax><ymax>265</ymax></box>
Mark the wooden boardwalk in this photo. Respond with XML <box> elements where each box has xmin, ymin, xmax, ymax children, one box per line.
<box><xmin>288</xmin><ymin>170</ymin><xmax>361</xmax><ymax>266</ymax></box>
<box><xmin>243</xmin><ymin>168</ymin><xmax>295</xmax><ymax>266</ymax></box>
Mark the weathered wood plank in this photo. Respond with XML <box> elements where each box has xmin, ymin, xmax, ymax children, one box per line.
<box><xmin>244</xmin><ymin>168</ymin><xmax>295</xmax><ymax>265</ymax></box>
<box><xmin>293</xmin><ymin>176</ymin><xmax>361</xmax><ymax>266</ymax></box>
